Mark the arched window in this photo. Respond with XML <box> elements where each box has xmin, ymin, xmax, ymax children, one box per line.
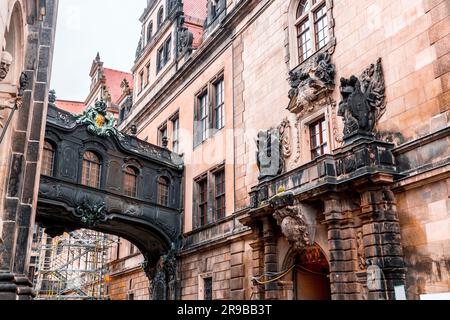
<box><xmin>157</xmin><ymin>177</ymin><xmax>170</xmax><ymax>206</ymax></box>
<box><xmin>123</xmin><ymin>166</ymin><xmax>138</xmax><ymax>198</ymax></box>
<box><xmin>81</xmin><ymin>151</ymin><xmax>101</xmax><ymax>188</ymax></box>
<box><xmin>157</xmin><ymin>7</ymin><xmax>164</xmax><ymax>29</ymax></box>
<box><xmin>294</xmin><ymin>0</ymin><xmax>329</xmax><ymax>63</ymax></box>
<box><xmin>42</xmin><ymin>141</ymin><xmax>55</xmax><ymax>176</ymax></box>
<box><xmin>147</xmin><ymin>21</ymin><xmax>153</xmax><ymax>42</ymax></box>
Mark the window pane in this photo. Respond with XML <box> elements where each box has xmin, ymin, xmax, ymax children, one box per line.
<box><xmin>158</xmin><ymin>177</ymin><xmax>169</xmax><ymax>206</ymax></box>
<box><xmin>214</xmin><ymin>80</ymin><xmax>225</xmax><ymax>130</ymax></box>
<box><xmin>124</xmin><ymin>167</ymin><xmax>138</xmax><ymax>198</ymax></box>
<box><xmin>296</xmin><ymin>0</ymin><xmax>310</xmax><ymax>18</ymax></box>
<box><xmin>82</xmin><ymin>152</ymin><xmax>101</xmax><ymax>188</ymax></box>
<box><xmin>297</xmin><ymin>19</ymin><xmax>312</xmax><ymax>62</ymax></box>
<box><xmin>42</xmin><ymin>141</ymin><xmax>55</xmax><ymax>176</ymax></box>
<box><xmin>172</xmin><ymin>116</ymin><xmax>179</xmax><ymax>153</ymax></box>
<box><xmin>310</xmin><ymin>118</ymin><xmax>329</xmax><ymax>159</ymax></box>
<box><xmin>314</xmin><ymin>5</ymin><xmax>329</xmax><ymax>49</ymax></box>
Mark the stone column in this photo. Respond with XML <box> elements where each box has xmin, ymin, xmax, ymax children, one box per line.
<box><xmin>250</xmin><ymin>239</ymin><xmax>265</xmax><ymax>300</ymax></box>
<box><xmin>0</xmin><ymin>0</ymin><xmax>58</xmax><ymax>300</ymax></box>
<box><xmin>324</xmin><ymin>194</ymin><xmax>361</xmax><ymax>300</ymax></box>
<box><xmin>359</xmin><ymin>187</ymin><xmax>406</xmax><ymax>300</ymax></box>
<box><xmin>263</xmin><ymin>217</ymin><xmax>279</xmax><ymax>300</ymax></box>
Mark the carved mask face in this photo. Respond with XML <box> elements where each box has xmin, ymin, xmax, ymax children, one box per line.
<box><xmin>0</xmin><ymin>52</ymin><xmax>13</xmax><ymax>81</ymax></box>
<box><xmin>0</xmin><ymin>61</ymin><xmax>11</xmax><ymax>81</ymax></box>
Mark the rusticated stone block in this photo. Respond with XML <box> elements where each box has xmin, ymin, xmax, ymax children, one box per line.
<box><xmin>231</xmin><ymin>265</ymin><xmax>245</xmax><ymax>279</ymax></box>
<box><xmin>230</xmin><ymin>253</ymin><xmax>243</xmax><ymax>266</ymax></box>
<box><xmin>230</xmin><ymin>278</ymin><xmax>244</xmax><ymax>290</ymax></box>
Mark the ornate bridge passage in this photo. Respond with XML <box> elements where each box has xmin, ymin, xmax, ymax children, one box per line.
<box><xmin>36</xmin><ymin>101</ymin><xmax>184</xmax><ymax>300</ymax></box>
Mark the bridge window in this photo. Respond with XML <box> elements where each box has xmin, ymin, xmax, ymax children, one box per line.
<box><xmin>42</xmin><ymin>141</ymin><xmax>55</xmax><ymax>176</ymax></box>
<box><xmin>82</xmin><ymin>152</ymin><xmax>102</xmax><ymax>188</ymax></box>
<box><xmin>157</xmin><ymin>177</ymin><xmax>170</xmax><ymax>207</ymax></box>
<box><xmin>124</xmin><ymin>166</ymin><xmax>138</xmax><ymax>198</ymax></box>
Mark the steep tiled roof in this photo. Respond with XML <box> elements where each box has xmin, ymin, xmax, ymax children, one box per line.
<box><xmin>55</xmin><ymin>100</ymin><xmax>86</xmax><ymax>115</ymax></box>
<box><xmin>103</xmin><ymin>68</ymin><xmax>133</xmax><ymax>104</ymax></box>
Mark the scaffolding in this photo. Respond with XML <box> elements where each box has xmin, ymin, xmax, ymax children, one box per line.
<box><xmin>34</xmin><ymin>230</ymin><xmax>116</xmax><ymax>300</ymax></box>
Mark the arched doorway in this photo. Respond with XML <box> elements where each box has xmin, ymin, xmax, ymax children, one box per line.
<box><xmin>293</xmin><ymin>245</ymin><xmax>331</xmax><ymax>300</ymax></box>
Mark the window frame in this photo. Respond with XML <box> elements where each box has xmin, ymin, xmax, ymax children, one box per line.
<box><xmin>197</xmin><ymin>177</ymin><xmax>208</xmax><ymax>227</ymax></box>
<box><xmin>158</xmin><ymin>122</ymin><xmax>168</xmax><ymax>147</ymax></box>
<box><xmin>290</xmin><ymin>0</ymin><xmax>333</xmax><ymax>68</ymax></box>
<box><xmin>196</xmin><ymin>89</ymin><xmax>209</xmax><ymax>144</ymax></box>
<box><xmin>157</xmin><ymin>7</ymin><xmax>164</xmax><ymax>29</ymax></box>
<box><xmin>214</xmin><ymin>168</ymin><xmax>226</xmax><ymax>221</ymax></box>
<box><xmin>309</xmin><ymin>116</ymin><xmax>329</xmax><ymax>160</ymax></box>
<box><xmin>213</xmin><ymin>77</ymin><xmax>225</xmax><ymax>130</ymax></box>
<box><xmin>171</xmin><ymin>113</ymin><xmax>180</xmax><ymax>154</ymax></box>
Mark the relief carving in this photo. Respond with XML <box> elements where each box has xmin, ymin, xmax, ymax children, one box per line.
<box><xmin>273</xmin><ymin>206</ymin><xmax>312</xmax><ymax>252</ymax></box>
<box><xmin>338</xmin><ymin>58</ymin><xmax>386</xmax><ymax>140</ymax></box>
<box><xmin>288</xmin><ymin>52</ymin><xmax>336</xmax><ymax>116</ymax></box>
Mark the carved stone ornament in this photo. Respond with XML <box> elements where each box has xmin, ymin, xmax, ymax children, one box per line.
<box><xmin>135</xmin><ymin>36</ymin><xmax>143</xmax><ymax>60</ymax></box>
<box><xmin>75</xmin><ymin>100</ymin><xmax>124</xmax><ymax>138</ymax></box>
<box><xmin>143</xmin><ymin>243</ymin><xmax>177</xmax><ymax>300</ymax></box>
<box><xmin>0</xmin><ymin>51</ymin><xmax>13</xmax><ymax>81</ymax></box>
<box><xmin>338</xmin><ymin>58</ymin><xmax>386</xmax><ymax>140</ymax></box>
<box><xmin>288</xmin><ymin>52</ymin><xmax>336</xmax><ymax>115</ymax></box>
<box><xmin>256</xmin><ymin>129</ymin><xmax>284</xmax><ymax>181</ymax></box>
<box><xmin>74</xmin><ymin>200</ymin><xmax>107</xmax><ymax>228</ymax></box>
<box><xmin>278</xmin><ymin>118</ymin><xmax>292</xmax><ymax>158</ymax></box>
<box><xmin>177</xmin><ymin>16</ymin><xmax>194</xmax><ymax>58</ymax></box>
<box><xmin>273</xmin><ymin>206</ymin><xmax>312</xmax><ymax>252</ymax></box>
<box><xmin>48</xmin><ymin>89</ymin><xmax>57</xmax><ymax>104</ymax></box>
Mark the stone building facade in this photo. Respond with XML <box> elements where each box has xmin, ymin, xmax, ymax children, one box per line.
<box><xmin>118</xmin><ymin>0</ymin><xmax>450</xmax><ymax>300</ymax></box>
<box><xmin>0</xmin><ymin>0</ymin><xmax>59</xmax><ymax>300</ymax></box>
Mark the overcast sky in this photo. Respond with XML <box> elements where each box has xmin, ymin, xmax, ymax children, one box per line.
<box><xmin>50</xmin><ymin>0</ymin><xmax>147</xmax><ymax>102</ymax></box>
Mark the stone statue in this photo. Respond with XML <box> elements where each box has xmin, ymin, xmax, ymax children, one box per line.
<box><xmin>0</xmin><ymin>51</ymin><xmax>13</xmax><ymax>81</ymax></box>
<box><xmin>278</xmin><ymin>118</ymin><xmax>292</xmax><ymax>158</ymax></box>
<box><xmin>338</xmin><ymin>58</ymin><xmax>386</xmax><ymax>139</ymax></box>
<box><xmin>178</xmin><ymin>25</ymin><xmax>194</xmax><ymax>57</ymax></box>
<box><xmin>49</xmin><ymin>89</ymin><xmax>57</xmax><ymax>104</ymax></box>
<box><xmin>256</xmin><ymin>129</ymin><xmax>283</xmax><ymax>181</ymax></box>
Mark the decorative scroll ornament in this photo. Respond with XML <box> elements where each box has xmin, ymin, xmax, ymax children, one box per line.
<box><xmin>74</xmin><ymin>200</ymin><xmax>107</xmax><ymax>228</ymax></box>
<box><xmin>75</xmin><ymin>100</ymin><xmax>124</xmax><ymax>138</ymax></box>
<box><xmin>135</xmin><ymin>36</ymin><xmax>143</xmax><ymax>59</ymax></box>
<box><xmin>338</xmin><ymin>58</ymin><xmax>386</xmax><ymax>139</ymax></box>
<box><xmin>273</xmin><ymin>206</ymin><xmax>313</xmax><ymax>252</ymax></box>
<box><xmin>278</xmin><ymin>118</ymin><xmax>292</xmax><ymax>158</ymax></box>
<box><xmin>288</xmin><ymin>52</ymin><xmax>336</xmax><ymax>115</ymax></box>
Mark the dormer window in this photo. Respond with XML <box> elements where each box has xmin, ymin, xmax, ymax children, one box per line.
<box><xmin>147</xmin><ymin>22</ymin><xmax>153</xmax><ymax>42</ymax></box>
<box><xmin>157</xmin><ymin>7</ymin><xmax>164</xmax><ymax>29</ymax></box>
